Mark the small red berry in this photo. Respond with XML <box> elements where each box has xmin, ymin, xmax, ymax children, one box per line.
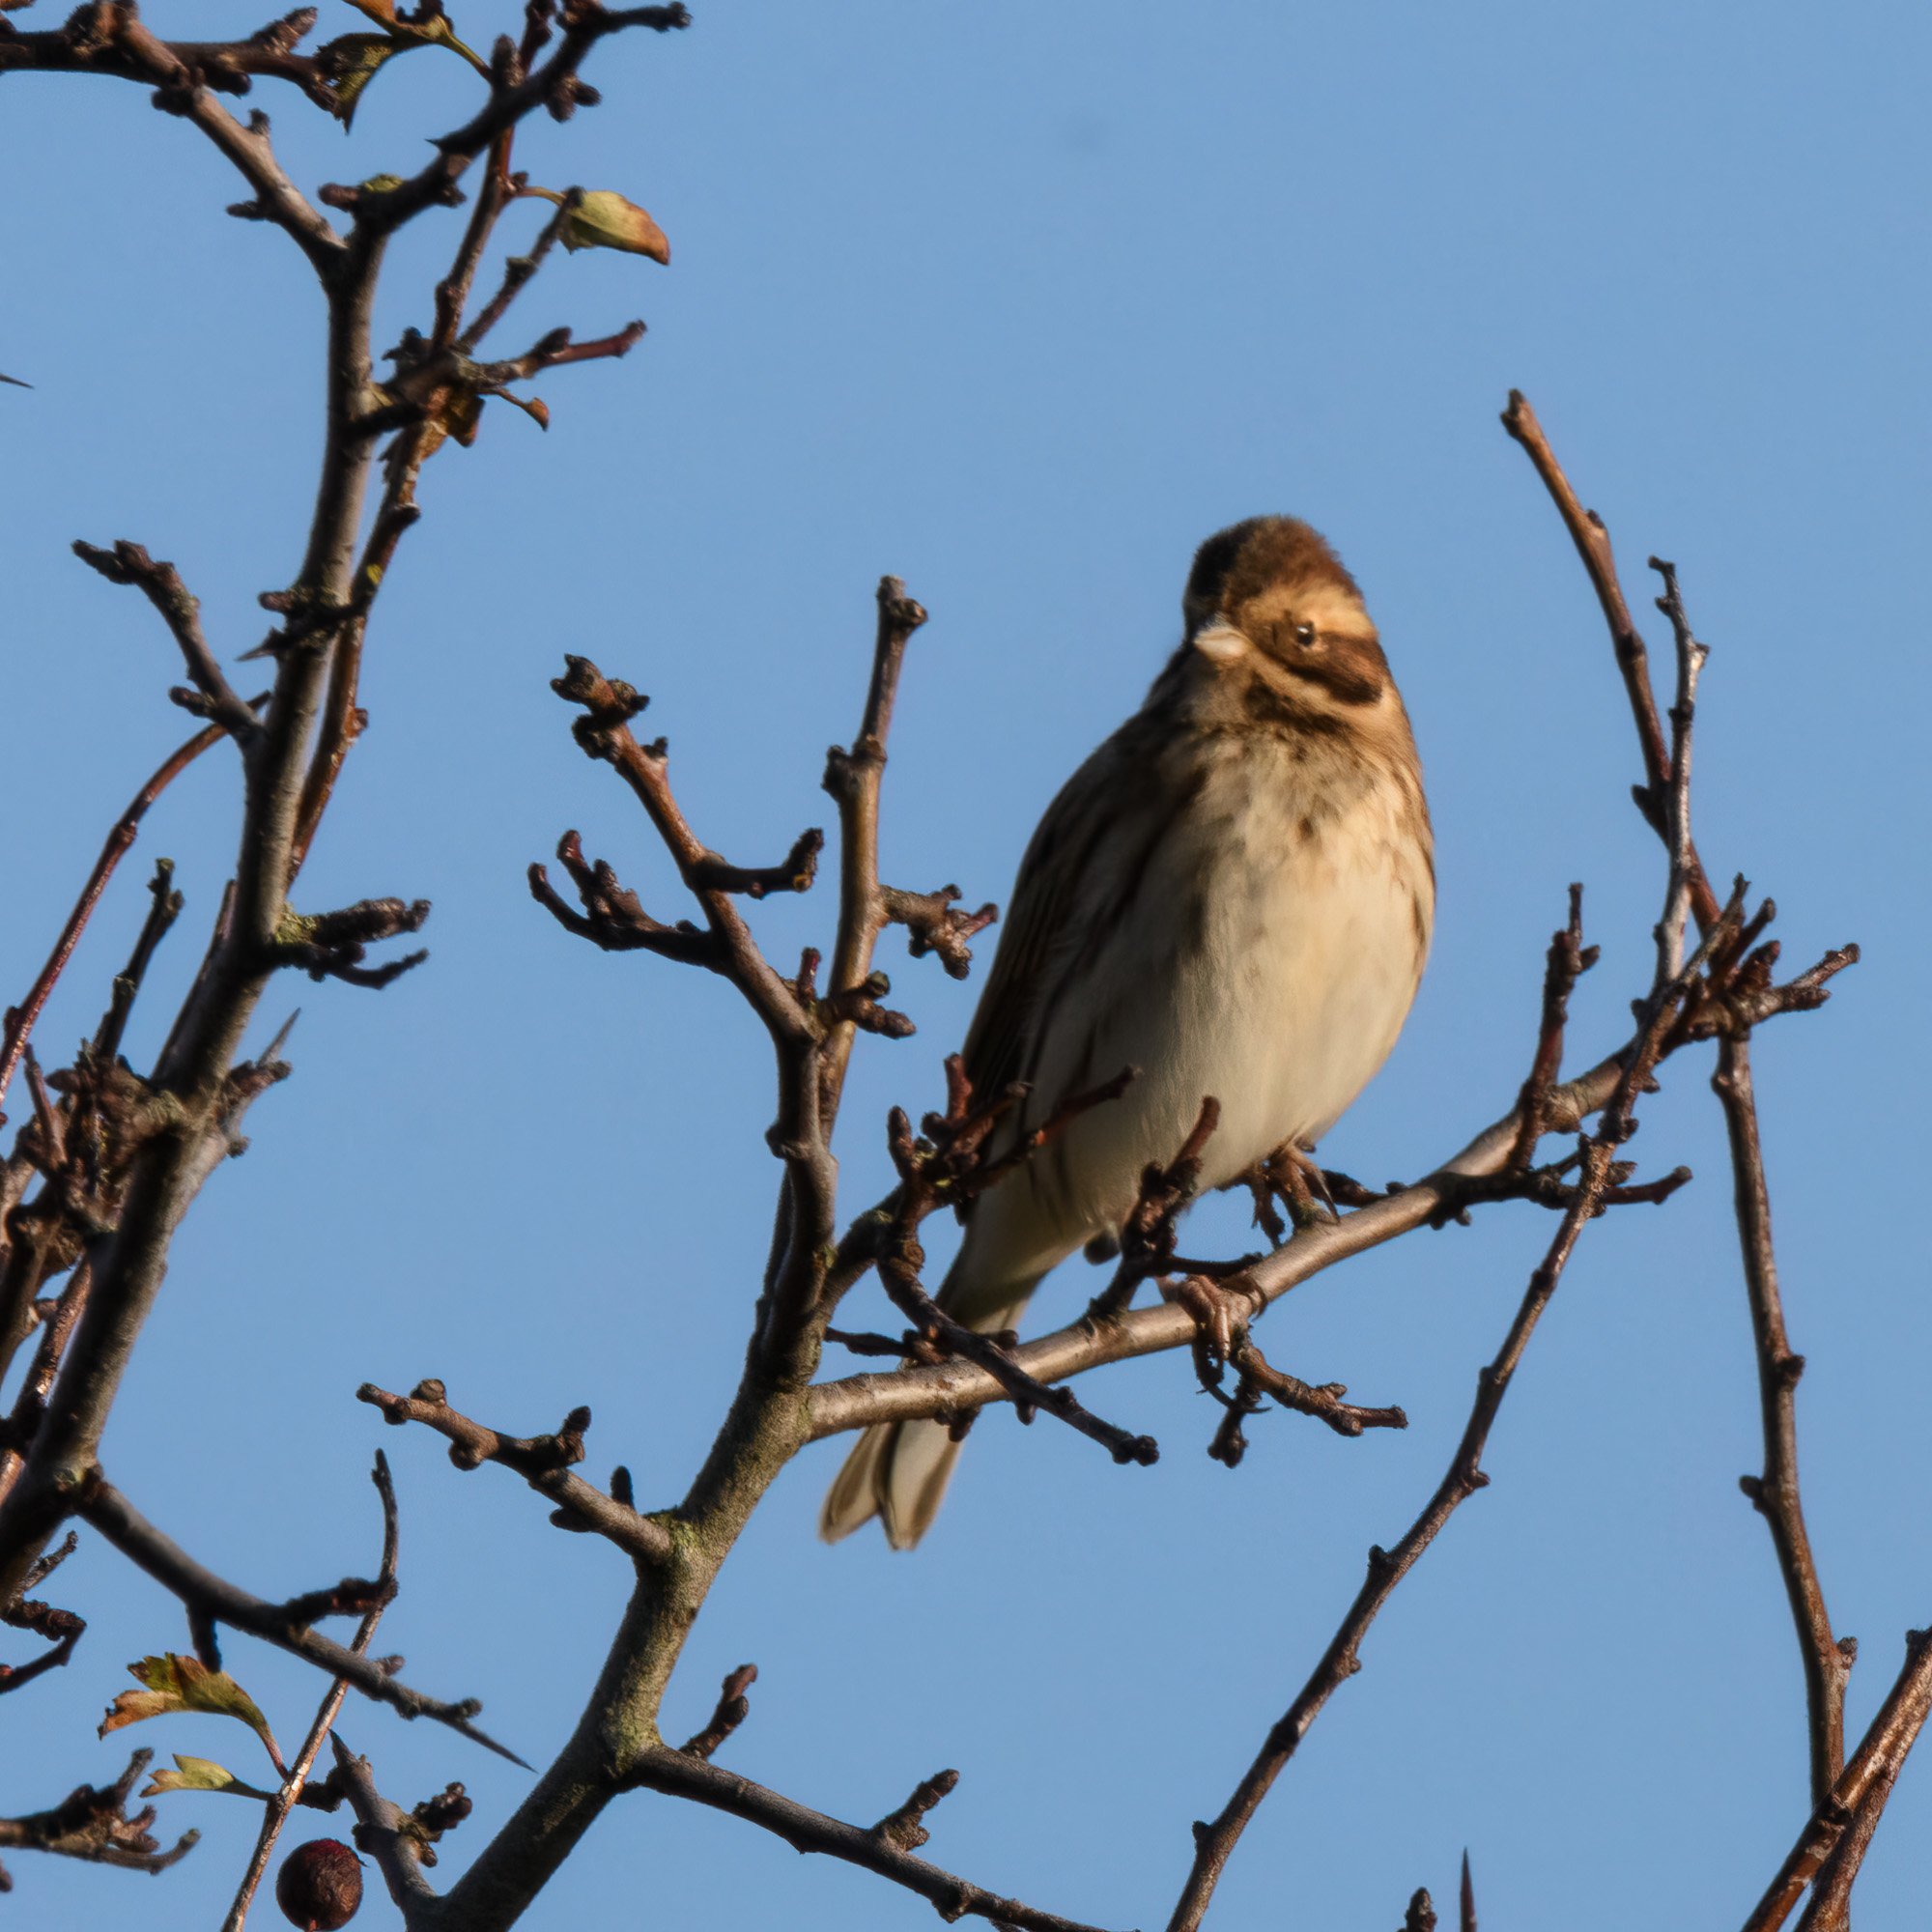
<box><xmin>275</xmin><ymin>1838</ymin><xmax>364</xmax><ymax>1930</ymax></box>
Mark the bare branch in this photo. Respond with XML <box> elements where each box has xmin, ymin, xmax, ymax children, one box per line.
<box><xmin>74</xmin><ymin>1478</ymin><xmax>528</xmax><ymax>1765</ymax></box>
<box><xmin>1505</xmin><ymin>883</ymin><xmax>1598</xmax><ymax>1169</ymax></box>
<box><xmin>690</xmin><ymin>828</ymin><xmax>825</xmax><ymax>900</ymax></box>
<box><xmin>1718</xmin><ymin>1037</ymin><xmax>1849</xmax><ymax>1808</ymax></box>
<box><xmin>817</xmin><ymin>578</ymin><xmax>933</xmax><ymax>1130</ymax></box>
<box><xmin>357</xmin><ymin>1378</ymin><xmax>672</xmax><ymax>1565</ymax></box>
<box><xmin>1501</xmin><ymin>390</ymin><xmax>1721</xmax><ymax>925</ymax></box>
<box><xmin>1744</xmin><ymin>1628</ymin><xmax>1932</xmax><ymax>1932</ymax></box>
<box><xmin>0</xmin><ymin>716</ymin><xmax>257</xmax><ymax>1128</ymax></box>
<box><xmin>269</xmin><ymin>896</ymin><xmax>431</xmax><ymax>989</ymax></box>
<box><xmin>680</xmin><ymin>1663</ymin><xmax>756</xmax><ymax>1760</ymax></box>
<box><xmin>222</xmin><ymin>1450</ymin><xmax>401</xmax><ymax>1932</ymax></box>
<box><xmin>365</xmin><ymin>4</ymin><xmax>693</xmax><ymax>239</ymax></box>
<box><xmin>93</xmin><ymin>860</ymin><xmax>185</xmax><ymax>1066</ymax></box>
<box><xmin>810</xmin><ymin>927</ymin><xmax>1839</xmax><ymax>1444</ymax></box>
<box><xmin>1164</xmin><ymin>896</ymin><xmax>1754</xmax><ymax>1931</ymax></box>
<box><xmin>457</xmin><ymin>190</ymin><xmax>575</xmax><ymax>354</ymax></box>
<box><xmin>626</xmin><ymin>1747</ymin><xmax>1128</xmax><ymax>1932</ymax></box>
<box><xmin>71</xmin><ymin>540</ymin><xmax>261</xmax><ymax>741</ymax></box>
<box><xmin>880</xmin><ymin>883</ymin><xmax>999</xmax><ymax>980</ymax></box>
<box><xmin>0</xmin><ymin>1748</ymin><xmax>198</xmax><ymax>1879</ymax></box>
<box><xmin>327</xmin><ymin>1736</ymin><xmax>440</xmax><ymax>1926</ymax></box>
<box><xmin>530</xmin><ymin>831</ymin><xmax>723</xmax><ymax>966</ymax></box>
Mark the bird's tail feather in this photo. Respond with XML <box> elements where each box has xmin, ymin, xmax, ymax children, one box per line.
<box><xmin>817</xmin><ymin>1279</ymin><xmax>1038</xmax><ymax>1549</ymax></box>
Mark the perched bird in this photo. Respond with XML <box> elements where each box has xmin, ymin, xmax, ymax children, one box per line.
<box><xmin>820</xmin><ymin>517</ymin><xmax>1434</xmax><ymax>1548</ymax></box>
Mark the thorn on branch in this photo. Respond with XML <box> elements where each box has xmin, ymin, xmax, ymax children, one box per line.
<box><xmin>681</xmin><ymin>1663</ymin><xmax>756</xmax><ymax>1760</ymax></box>
<box><xmin>871</xmin><ymin>1769</ymin><xmax>959</xmax><ymax>1855</ymax></box>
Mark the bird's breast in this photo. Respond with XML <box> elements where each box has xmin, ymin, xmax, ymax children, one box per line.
<box><xmin>1027</xmin><ymin>730</ymin><xmax>1432</xmax><ymax>1228</ymax></box>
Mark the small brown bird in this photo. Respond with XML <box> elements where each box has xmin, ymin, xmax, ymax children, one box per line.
<box><xmin>821</xmin><ymin>517</ymin><xmax>1434</xmax><ymax>1548</ymax></box>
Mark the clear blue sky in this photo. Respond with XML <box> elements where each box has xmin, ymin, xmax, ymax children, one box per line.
<box><xmin>4</xmin><ymin>4</ymin><xmax>1929</xmax><ymax>1926</ymax></box>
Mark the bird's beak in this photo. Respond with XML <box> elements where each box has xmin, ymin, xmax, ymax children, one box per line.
<box><xmin>1191</xmin><ymin>619</ymin><xmax>1251</xmax><ymax>665</ymax></box>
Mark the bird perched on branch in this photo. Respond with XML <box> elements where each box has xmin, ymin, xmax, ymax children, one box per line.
<box><xmin>821</xmin><ymin>517</ymin><xmax>1434</xmax><ymax>1548</ymax></box>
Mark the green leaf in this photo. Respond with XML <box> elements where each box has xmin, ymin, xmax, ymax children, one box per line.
<box><xmin>316</xmin><ymin>33</ymin><xmax>415</xmax><ymax>130</ymax></box>
<box><xmin>560</xmin><ymin>191</ymin><xmax>671</xmax><ymax>265</ymax></box>
<box><xmin>99</xmin><ymin>1655</ymin><xmax>284</xmax><ymax>1771</ymax></box>
<box><xmin>140</xmin><ymin>1754</ymin><xmax>279</xmax><ymax>1802</ymax></box>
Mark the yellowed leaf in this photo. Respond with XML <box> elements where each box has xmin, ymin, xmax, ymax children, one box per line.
<box><xmin>141</xmin><ymin>1754</ymin><xmax>279</xmax><ymax>1801</ymax></box>
<box><xmin>560</xmin><ymin>191</ymin><xmax>670</xmax><ymax>265</ymax></box>
<box><xmin>316</xmin><ymin>33</ymin><xmax>414</xmax><ymax>129</ymax></box>
<box><xmin>99</xmin><ymin>1655</ymin><xmax>282</xmax><ymax>1770</ymax></box>
<box><xmin>337</xmin><ymin>1</ymin><xmax>487</xmax><ymax>74</ymax></box>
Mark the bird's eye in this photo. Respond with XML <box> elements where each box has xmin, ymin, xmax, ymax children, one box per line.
<box><xmin>1293</xmin><ymin>622</ymin><xmax>1317</xmax><ymax>649</ymax></box>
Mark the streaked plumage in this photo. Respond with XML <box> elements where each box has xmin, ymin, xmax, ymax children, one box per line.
<box><xmin>822</xmin><ymin>517</ymin><xmax>1434</xmax><ymax>1548</ymax></box>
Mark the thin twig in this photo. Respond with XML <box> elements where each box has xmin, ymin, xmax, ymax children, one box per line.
<box><xmin>1500</xmin><ymin>390</ymin><xmax>1721</xmax><ymax>928</ymax></box>
<box><xmin>817</xmin><ymin>577</ymin><xmax>932</xmax><ymax>1133</ymax></box>
<box><xmin>458</xmin><ymin>192</ymin><xmax>575</xmax><ymax>352</ymax></box>
<box><xmin>0</xmin><ymin>1747</ymin><xmax>199</xmax><ymax>1875</ymax></box>
<box><xmin>221</xmin><ymin>1451</ymin><xmax>401</xmax><ymax>1932</ymax></box>
<box><xmin>1742</xmin><ymin>1629</ymin><xmax>1932</xmax><ymax>1932</ymax></box>
<box><xmin>356</xmin><ymin>1379</ymin><xmax>671</xmax><ymax>1565</ymax></box>
<box><xmin>74</xmin><ymin>1479</ymin><xmax>526</xmax><ymax>1765</ymax></box>
<box><xmin>327</xmin><ymin>1736</ymin><xmax>441</xmax><ymax>1924</ymax></box>
<box><xmin>71</xmin><ymin>540</ymin><xmax>261</xmax><ymax>742</ymax></box>
<box><xmin>1716</xmin><ymin>1036</ymin><xmax>1848</xmax><ymax>1806</ymax></box>
<box><xmin>1505</xmin><ymin>883</ymin><xmax>1597</xmax><ymax>1169</ymax></box>
<box><xmin>0</xmin><ymin>715</ymin><xmax>254</xmax><ymax>1126</ymax></box>
<box><xmin>1165</xmin><ymin>913</ymin><xmax>1734</xmax><ymax>1932</ymax></box>
<box><xmin>627</xmin><ymin>1747</ymin><xmax>1128</xmax><ymax>1932</ymax></box>
<box><xmin>1648</xmin><ymin>556</ymin><xmax>1709</xmax><ymax>984</ymax></box>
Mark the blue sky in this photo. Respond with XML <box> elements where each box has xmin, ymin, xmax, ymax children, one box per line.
<box><xmin>4</xmin><ymin>3</ymin><xmax>1929</xmax><ymax>1927</ymax></box>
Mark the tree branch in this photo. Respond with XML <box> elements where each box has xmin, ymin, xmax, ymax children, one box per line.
<box><xmin>0</xmin><ymin>717</ymin><xmax>256</xmax><ymax>1131</ymax></box>
<box><xmin>1717</xmin><ymin>1036</ymin><xmax>1849</xmax><ymax>1812</ymax></box>
<box><xmin>0</xmin><ymin>1747</ymin><xmax>198</xmax><ymax>1883</ymax></box>
<box><xmin>1501</xmin><ymin>390</ymin><xmax>1720</xmax><ymax>928</ymax></box>
<box><xmin>327</xmin><ymin>1735</ymin><xmax>441</xmax><ymax>1926</ymax></box>
<box><xmin>221</xmin><ymin>1450</ymin><xmax>402</xmax><ymax>1932</ymax></box>
<box><xmin>626</xmin><ymin>1747</ymin><xmax>1130</xmax><ymax>1932</ymax></box>
<box><xmin>1743</xmin><ymin>1628</ymin><xmax>1932</xmax><ymax>1932</ymax></box>
<box><xmin>71</xmin><ymin>540</ymin><xmax>262</xmax><ymax>742</ymax></box>
<box><xmin>1163</xmin><ymin>898</ymin><xmax>1728</xmax><ymax>1931</ymax></box>
<box><xmin>357</xmin><ymin>1379</ymin><xmax>672</xmax><ymax>1565</ymax></box>
<box><xmin>73</xmin><ymin>1477</ymin><xmax>527</xmax><ymax>1766</ymax></box>
<box><xmin>816</xmin><ymin>577</ymin><xmax>931</xmax><ymax>1132</ymax></box>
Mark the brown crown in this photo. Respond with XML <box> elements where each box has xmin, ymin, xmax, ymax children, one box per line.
<box><xmin>1182</xmin><ymin>517</ymin><xmax>1361</xmax><ymax>634</ymax></box>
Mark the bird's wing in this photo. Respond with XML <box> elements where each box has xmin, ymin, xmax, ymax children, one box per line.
<box><xmin>960</xmin><ymin>713</ymin><xmax>1162</xmax><ymax>1113</ymax></box>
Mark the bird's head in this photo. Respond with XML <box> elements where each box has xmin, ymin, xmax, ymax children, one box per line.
<box><xmin>1180</xmin><ymin>517</ymin><xmax>1394</xmax><ymax>715</ymax></box>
